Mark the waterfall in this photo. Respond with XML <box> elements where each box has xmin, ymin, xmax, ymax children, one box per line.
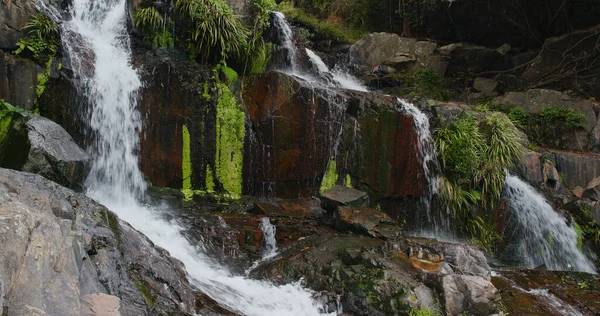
<box><xmin>305</xmin><ymin>48</ymin><xmax>368</xmax><ymax>92</ymax></box>
<box><xmin>259</xmin><ymin>217</ymin><xmax>278</xmax><ymax>259</ymax></box>
<box><xmin>61</xmin><ymin>0</ymin><xmax>332</xmax><ymax>314</ymax></box>
<box><xmin>397</xmin><ymin>99</ymin><xmax>442</xmax><ymax>229</ymax></box>
<box><xmin>504</xmin><ymin>173</ymin><xmax>596</xmax><ymax>273</ymax></box>
<box><xmin>272</xmin><ymin>12</ymin><xmax>368</xmax><ymax>92</ymax></box>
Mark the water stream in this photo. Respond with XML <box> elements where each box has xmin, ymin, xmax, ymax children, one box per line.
<box><xmin>504</xmin><ymin>173</ymin><xmax>596</xmax><ymax>273</ymax></box>
<box><xmin>61</xmin><ymin>0</ymin><xmax>331</xmax><ymax>314</ymax></box>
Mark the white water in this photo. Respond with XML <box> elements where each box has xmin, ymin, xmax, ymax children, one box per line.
<box><xmin>397</xmin><ymin>99</ymin><xmax>439</xmax><ymax>223</ymax></box>
<box><xmin>272</xmin><ymin>12</ymin><xmax>367</xmax><ymax>92</ymax></box>
<box><xmin>259</xmin><ymin>217</ymin><xmax>278</xmax><ymax>259</ymax></box>
<box><xmin>504</xmin><ymin>173</ymin><xmax>596</xmax><ymax>273</ymax></box>
<box><xmin>305</xmin><ymin>48</ymin><xmax>368</xmax><ymax>92</ymax></box>
<box><xmin>62</xmin><ymin>1</ymin><xmax>331</xmax><ymax>315</ymax></box>
<box><xmin>525</xmin><ymin>289</ymin><xmax>583</xmax><ymax>316</ymax></box>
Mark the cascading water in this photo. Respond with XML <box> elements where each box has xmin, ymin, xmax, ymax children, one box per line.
<box><xmin>504</xmin><ymin>173</ymin><xmax>596</xmax><ymax>273</ymax></box>
<box><xmin>397</xmin><ymin>99</ymin><xmax>439</xmax><ymax>223</ymax></box>
<box><xmin>259</xmin><ymin>217</ymin><xmax>278</xmax><ymax>259</ymax></box>
<box><xmin>272</xmin><ymin>12</ymin><xmax>367</xmax><ymax>92</ymax></box>
<box><xmin>61</xmin><ymin>0</ymin><xmax>332</xmax><ymax>315</ymax></box>
<box><xmin>305</xmin><ymin>48</ymin><xmax>368</xmax><ymax>92</ymax></box>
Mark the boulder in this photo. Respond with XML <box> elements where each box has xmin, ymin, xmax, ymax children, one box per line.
<box><xmin>518</xmin><ymin>150</ymin><xmax>543</xmax><ymax>184</ymax></box>
<box><xmin>573</xmin><ymin>186</ymin><xmax>584</xmax><ymax>198</ymax></box>
<box><xmin>334</xmin><ymin>206</ymin><xmax>397</xmax><ymax>238</ymax></box>
<box><xmin>472</xmin><ymin>77</ymin><xmax>497</xmax><ymax>94</ymax></box>
<box><xmin>521</xmin><ymin>25</ymin><xmax>600</xmax><ymax>99</ymax></box>
<box><xmin>0</xmin><ymin>112</ymin><xmax>90</xmax><ymax>191</ymax></box>
<box><xmin>349</xmin><ymin>33</ymin><xmax>417</xmax><ymax>71</ymax></box>
<box><xmin>546</xmin><ymin>150</ymin><xmax>600</xmax><ymax>189</ymax></box>
<box><xmin>582</xmin><ymin>176</ymin><xmax>600</xmax><ymax>201</ymax></box>
<box><xmin>542</xmin><ymin>160</ymin><xmax>561</xmax><ymax>190</ymax></box>
<box><xmin>441</xmin><ymin>275</ymin><xmax>499</xmax><ymax>315</ymax></box>
<box><xmin>438</xmin><ymin>42</ymin><xmax>505</xmax><ymax>75</ymax></box>
<box><xmin>0</xmin><ymin>168</ymin><xmax>203</xmax><ymax>315</ymax></box>
<box><xmin>0</xmin><ymin>51</ymin><xmax>38</xmax><ymax>110</ymax></box>
<box><xmin>321</xmin><ymin>185</ymin><xmax>370</xmax><ymax>211</ymax></box>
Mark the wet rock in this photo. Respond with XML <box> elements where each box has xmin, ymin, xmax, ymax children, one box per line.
<box><xmin>0</xmin><ymin>112</ymin><xmax>90</xmax><ymax>191</ymax></box>
<box><xmin>0</xmin><ymin>168</ymin><xmax>214</xmax><ymax>315</ymax></box>
<box><xmin>0</xmin><ymin>51</ymin><xmax>38</xmax><ymax>110</ymax></box>
<box><xmin>493</xmin><ymin>269</ymin><xmax>600</xmax><ymax>315</ymax></box>
<box><xmin>441</xmin><ymin>274</ymin><xmax>499</xmax><ymax>315</ymax></box>
<box><xmin>545</xmin><ymin>149</ymin><xmax>600</xmax><ymax>190</ymax></box>
<box><xmin>542</xmin><ymin>160</ymin><xmax>561</xmax><ymax>190</ymax></box>
<box><xmin>334</xmin><ymin>206</ymin><xmax>397</xmax><ymax>239</ymax></box>
<box><xmin>321</xmin><ymin>185</ymin><xmax>370</xmax><ymax>211</ymax></box>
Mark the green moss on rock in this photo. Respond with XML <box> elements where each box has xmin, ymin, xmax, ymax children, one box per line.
<box><xmin>320</xmin><ymin>156</ymin><xmax>338</xmax><ymax>193</ymax></box>
<box><xmin>215</xmin><ymin>83</ymin><xmax>245</xmax><ymax>198</ymax></box>
<box><xmin>182</xmin><ymin>124</ymin><xmax>193</xmax><ymax>200</ymax></box>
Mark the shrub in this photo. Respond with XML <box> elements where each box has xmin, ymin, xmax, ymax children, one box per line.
<box><xmin>14</xmin><ymin>14</ymin><xmax>59</xmax><ymax>61</ymax></box>
<box><xmin>175</xmin><ymin>0</ymin><xmax>249</xmax><ymax>63</ymax></box>
<box><xmin>435</xmin><ymin>113</ymin><xmax>523</xmax><ymax>215</ymax></box>
<box><xmin>386</xmin><ymin>68</ymin><xmax>452</xmax><ymax>101</ymax></box>
<box><xmin>133</xmin><ymin>7</ymin><xmax>175</xmax><ymax>49</ymax></box>
<box><xmin>507</xmin><ymin>107</ymin><xmax>530</xmax><ymax>129</ymax></box>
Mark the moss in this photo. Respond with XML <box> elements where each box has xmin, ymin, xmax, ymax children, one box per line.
<box><xmin>575</xmin><ymin>222</ymin><xmax>583</xmax><ymax>250</ymax></box>
<box><xmin>132</xmin><ymin>277</ymin><xmax>156</xmax><ymax>307</ymax></box>
<box><xmin>320</xmin><ymin>156</ymin><xmax>338</xmax><ymax>193</ymax></box>
<box><xmin>215</xmin><ymin>83</ymin><xmax>245</xmax><ymax>198</ymax></box>
<box><xmin>205</xmin><ymin>165</ymin><xmax>215</xmax><ymax>192</ymax></box>
<box><xmin>215</xmin><ymin>64</ymin><xmax>239</xmax><ymax>84</ymax></box>
<box><xmin>182</xmin><ymin>124</ymin><xmax>193</xmax><ymax>201</ymax></box>
<box><xmin>0</xmin><ymin>115</ymin><xmax>13</xmax><ymax>146</ymax></box>
<box><xmin>36</xmin><ymin>56</ymin><xmax>52</xmax><ymax>98</ymax></box>
<box><xmin>202</xmin><ymin>82</ymin><xmax>212</xmax><ymax>100</ymax></box>
<box><xmin>344</xmin><ymin>174</ymin><xmax>352</xmax><ymax>188</ymax></box>
<box><xmin>103</xmin><ymin>210</ymin><xmax>122</xmax><ymax>252</ymax></box>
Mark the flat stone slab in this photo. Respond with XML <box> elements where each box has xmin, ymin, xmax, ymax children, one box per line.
<box><xmin>321</xmin><ymin>185</ymin><xmax>370</xmax><ymax>212</ymax></box>
<box><xmin>334</xmin><ymin>206</ymin><xmax>398</xmax><ymax>238</ymax></box>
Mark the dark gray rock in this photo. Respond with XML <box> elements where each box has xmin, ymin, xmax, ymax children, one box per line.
<box><xmin>334</xmin><ymin>206</ymin><xmax>398</xmax><ymax>239</ymax></box>
<box><xmin>438</xmin><ymin>42</ymin><xmax>505</xmax><ymax>75</ymax></box>
<box><xmin>0</xmin><ymin>0</ymin><xmax>37</xmax><ymax>49</ymax></box>
<box><xmin>0</xmin><ymin>51</ymin><xmax>38</xmax><ymax>110</ymax></box>
<box><xmin>0</xmin><ymin>168</ymin><xmax>206</xmax><ymax>315</ymax></box>
<box><xmin>321</xmin><ymin>185</ymin><xmax>370</xmax><ymax>212</ymax></box>
<box><xmin>0</xmin><ymin>112</ymin><xmax>90</xmax><ymax>191</ymax></box>
<box><xmin>349</xmin><ymin>33</ymin><xmax>417</xmax><ymax>72</ymax></box>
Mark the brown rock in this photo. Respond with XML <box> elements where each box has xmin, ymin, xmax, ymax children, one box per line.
<box><xmin>321</xmin><ymin>185</ymin><xmax>370</xmax><ymax>211</ymax></box>
<box><xmin>81</xmin><ymin>294</ymin><xmax>121</xmax><ymax>316</ymax></box>
<box><xmin>573</xmin><ymin>186</ymin><xmax>584</xmax><ymax>198</ymax></box>
<box><xmin>334</xmin><ymin>206</ymin><xmax>396</xmax><ymax>238</ymax></box>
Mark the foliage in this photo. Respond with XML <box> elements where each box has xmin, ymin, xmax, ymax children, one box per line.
<box><xmin>277</xmin><ymin>1</ymin><xmax>367</xmax><ymax>44</ymax></box>
<box><xmin>435</xmin><ymin>113</ymin><xmax>523</xmax><ymax>216</ymax></box>
<box><xmin>134</xmin><ymin>7</ymin><xmax>175</xmax><ymax>49</ymax></box>
<box><xmin>215</xmin><ymin>64</ymin><xmax>239</xmax><ymax>84</ymax></box>
<box><xmin>466</xmin><ymin>215</ymin><xmax>502</xmax><ymax>252</ymax></box>
<box><xmin>507</xmin><ymin>107</ymin><xmax>530</xmax><ymax>130</ymax></box>
<box><xmin>320</xmin><ymin>157</ymin><xmax>338</xmax><ymax>193</ymax></box>
<box><xmin>386</xmin><ymin>68</ymin><xmax>452</xmax><ymax>101</ymax></box>
<box><xmin>175</xmin><ymin>0</ymin><xmax>248</xmax><ymax>63</ymax></box>
<box><xmin>0</xmin><ymin>100</ymin><xmax>25</xmax><ymax>120</ymax></box>
<box><xmin>14</xmin><ymin>14</ymin><xmax>59</xmax><ymax>61</ymax></box>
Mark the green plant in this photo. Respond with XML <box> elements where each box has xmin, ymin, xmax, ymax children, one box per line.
<box><xmin>14</xmin><ymin>13</ymin><xmax>59</xmax><ymax>61</ymax></box>
<box><xmin>466</xmin><ymin>215</ymin><xmax>502</xmax><ymax>252</ymax></box>
<box><xmin>435</xmin><ymin>113</ymin><xmax>523</xmax><ymax>218</ymax></box>
<box><xmin>533</xmin><ymin>105</ymin><xmax>585</xmax><ymax>146</ymax></box>
<box><xmin>507</xmin><ymin>107</ymin><xmax>530</xmax><ymax>129</ymax></box>
<box><xmin>386</xmin><ymin>68</ymin><xmax>452</xmax><ymax>101</ymax></box>
<box><xmin>0</xmin><ymin>100</ymin><xmax>25</xmax><ymax>120</ymax></box>
<box><xmin>133</xmin><ymin>7</ymin><xmax>175</xmax><ymax>49</ymax></box>
<box><xmin>175</xmin><ymin>0</ymin><xmax>249</xmax><ymax>63</ymax></box>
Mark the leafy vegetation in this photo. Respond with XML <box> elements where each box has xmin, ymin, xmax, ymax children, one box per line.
<box><xmin>466</xmin><ymin>215</ymin><xmax>502</xmax><ymax>252</ymax></box>
<box><xmin>0</xmin><ymin>100</ymin><xmax>25</xmax><ymax>120</ymax></box>
<box><xmin>386</xmin><ymin>68</ymin><xmax>452</xmax><ymax>101</ymax></box>
<box><xmin>277</xmin><ymin>1</ymin><xmax>367</xmax><ymax>44</ymax></box>
<box><xmin>133</xmin><ymin>7</ymin><xmax>174</xmax><ymax>49</ymax></box>
<box><xmin>435</xmin><ymin>112</ymin><xmax>523</xmax><ymax>221</ymax></box>
<box><xmin>14</xmin><ymin>13</ymin><xmax>59</xmax><ymax>61</ymax></box>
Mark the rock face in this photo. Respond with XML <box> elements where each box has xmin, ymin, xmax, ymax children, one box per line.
<box><xmin>493</xmin><ymin>89</ymin><xmax>596</xmax><ymax>150</ymax></box>
<box><xmin>243</xmin><ymin>71</ymin><xmax>425</xmax><ymax>200</ymax></box>
<box><xmin>441</xmin><ymin>275</ymin><xmax>499</xmax><ymax>315</ymax></box>
<box><xmin>0</xmin><ymin>51</ymin><xmax>38</xmax><ymax>110</ymax></box>
<box><xmin>0</xmin><ymin>112</ymin><xmax>90</xmax><ymax>191</ymax></box>
<box><xmin>0</xmin><ymin>0</ymin><xmax>37</xmax><ymax>49</ymax></box>
<box><xmin>0</xmin><ymin>168</ymin><xmax>202</xmax><ymax>315</ymax></box>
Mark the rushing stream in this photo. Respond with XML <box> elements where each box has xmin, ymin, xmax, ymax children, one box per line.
<box><xmin>61</xmin><ymin>0</ymin><xmax>331</xmax><ymax>314</ymax></box>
